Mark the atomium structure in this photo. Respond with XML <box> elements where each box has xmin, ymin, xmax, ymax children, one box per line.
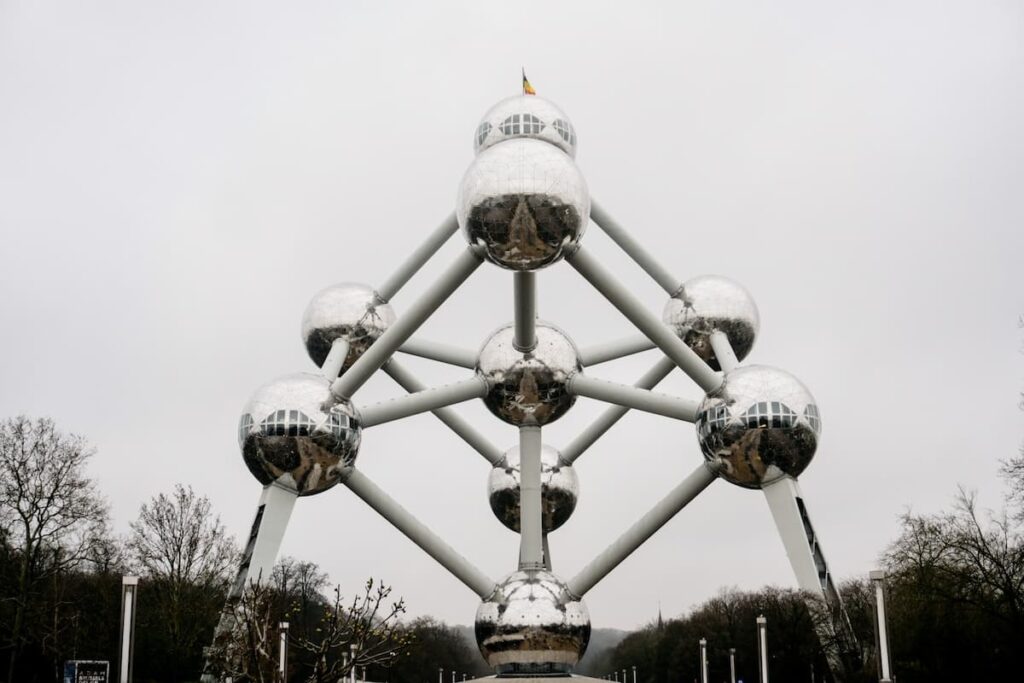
<box><xmin>208</xmin><ymin>87</ymin><xmax>861</xmax><ymax>681</ymax></box>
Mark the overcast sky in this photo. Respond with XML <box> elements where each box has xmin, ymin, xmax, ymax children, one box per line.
<box><xmin>1</xmin><ymin>1</ymin><xmax>1022</xmax><ymax>631</ymax></box>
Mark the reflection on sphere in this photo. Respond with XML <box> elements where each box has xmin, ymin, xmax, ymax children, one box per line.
<box><xmin>488</xmin><ymin>444</ymin><xmax>578</xmax><ymax>533</ymax></box>
<box><xmin>301</xmin><ymin>283</ymin><xmax>396</xmax><ymax>372</ymax></box>
<box><xmin>663</xmin><ymin>275</ymin><xmax>759</xmax><ymax>371</ymax></box>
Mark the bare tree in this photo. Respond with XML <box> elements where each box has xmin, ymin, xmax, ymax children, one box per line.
<box><xmin>0</xmin><ymin>416</ymin><xmax>109</xmax><ymax>682</ymax></box>
<box><xmin>206</xmin><ymin>579</ymin><xmax>282</xmax><ymax>683</ymax></box>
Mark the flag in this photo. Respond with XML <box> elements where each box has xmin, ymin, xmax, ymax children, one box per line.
<box><xmin>522</xmin><ymin>69</ymin><xmax>536</xmax><ymax>95</ymax></box>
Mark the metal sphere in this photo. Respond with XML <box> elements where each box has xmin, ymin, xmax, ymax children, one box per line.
<box><xmin>488</xmin><ymin>444</ymin><xmax>578</xmax><ymax>533</ymax></box>
<box><xmin>475</xmin><ymin>569</ymin><xmax>590</xmax><ymax>675</ymax></box>
<box><xmin>695</xmin><ymin>365</ymin><xmax>820</xmax><ymax>489</ymax></box>
<box><xmin>457</xmin><ymin>138</ymin><xmax>589</xmax><ymax>271</ymax></box>
<box><xmin>301</xmin><ymin>283</ymin><xmax>396</xmax><ymax>372</ymax></box>
<box><xmin>238</xmin><ymin>373</ymin><xmax>361</xmax><ymax>496</ymax></box>
<box><xmin>473</xmin><ymin>95</ymin><xmax>579</xmax><ymax>158</ymax></box>
<box><xmin>663</xmin><ymin>275</ymin><xmax>759</xmax><ymax>371</ymax></box>
<box><xmin>476</xmin><ymin>322</ymin><xmax>581</xmax><ymax>426</ymax></box>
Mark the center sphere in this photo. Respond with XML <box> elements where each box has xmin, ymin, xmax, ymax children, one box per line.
<box><xmin>488</xmin><ymin>444</ymin><xmax>578</xmax><ymax>533</ymax></box>
<box><xmin>475</xmin><ymin>569</ymin><xmax>590</xmax><ymax>675</ymax></box>
<box><xmin>476</xmin><ymin>322</ymin><xmax>581</xmax><ymax>426</ymax></box>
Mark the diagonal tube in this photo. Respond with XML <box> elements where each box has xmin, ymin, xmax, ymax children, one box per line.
<box><xmin>518</xmin><ymin>425</ymin><xmax>544</xmax><ymax>570</ymax></box>
<box><xmin>321</xmin><ymin>338</ymin><xmax>351</xmax><ymax>380</ymax></box>
<box><xmin>377</xmin><ymin>212</ymin><xmax>460</xmax><ymax>302</ymax></box>
<box><xmin>567</xmin><ymin>246</ymin><xmax>722</xmax><ymax>393</ymax></box>
<box><xmin>399</xmin><ymin>338</ymin><xmax>477</xmax><ymax>369</ymax></box>
<box><xmin>567</xmin><ymin>462</ymin><xmax>719</xmax><ymax>597</ymax></box>
<box><xmin>343</xmin><ymin>468</ymin><xmax>496</xmax><ymax>598</ymax></box>
<box><xmin>568</xmin><ymin>373</ymin><xmax>698</xmax><ymax>422</ymax></box>
<box><xmin>589</xmin><ymin>199</ymin><xmax>682</xmax><ymax>296</ymax></box>
<box><xmin>578</xmin><ymin>335</ymin><xmax>657</xmax><ymax>366</ymax></box>
<box><xmin>383</xmin><ymin>359</ymin><xmax>503</xmax><ymax>465</ymax></box>
<box><xmin>514</xmin><ymin>271</ymin><xmax>537</xmax><ymax>351</ymax></box>
<box><xmin>332</xmin><ymin>246</ymin><xmax>484</xmax><ymax>400</ymax></box>
<box><xmin>360</xmin><ymin>376</ymin><xmax>488</xmax><ymax>428</ymax></box>
<box><xmin>561</xmin><ymin>356</ymin><xmax>677</xmax><ymax>464</ymax></box>
<box><xmin>708</xmin><ymin>330</ymin><xmax>739</xmax><ymax>373</ymax></box>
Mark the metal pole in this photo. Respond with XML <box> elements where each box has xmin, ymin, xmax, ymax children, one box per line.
<box><xmin>579</xmin><ymin>335</ymin><xmax>657</xmax><ymax>366</ymax></box>
<box><xmin>350</xmin><ymin>644</ymin><xmax>357</xmax><ymax>683</ymax></box>
<box><xmin>332</xmin><ymin>246</ymin><xmax>484</xmax><ymax>400</ymax></box>
<box><xmin>730</xmin><ymin>648</ymin><xmax>736</xmax><ymax>683</ymax></box>
<box><xmin>567</xmin><ymin>246</ymin><xmax>721</xmax><ymax>393</ymax></box>
<box><xmin>590</xmin><ymin>198</ymin><xmax>682</xmax><ymax>296</ymax></box>
<box><xmin>518</xmin><ymin>425</ymin><xmax>544</xmax><ymax>570</ymax></box>
<box><xmin>278</xmin><ymin>621</ymin><xmax>289</xmax><ymax>682</ymax></box>
<box><xmin>708</xmin><ymin>331</ymin><xmax>739</xmax><ymax>373</ymax></box>
<box><xmin>561</xmin><ymin>356</ymin><xmax>676</xmax><ymax>464</ymax></box>
<box><xmin>632</xmin><ymin>665</ymin><xmax>637</xmax><ymax>683</ymax></box>
<box><xmin>699</xmin><ymin>638</ymin><xmax>708</xmax><ymax>683</ymax></box>
<box><xmin>343</xmin><ymin>469</ymin><xmax>496</xmax><ymax>598</ymax></box>
<box><xmin>757</xmin><ymin>615</ymin><xmax>769</xmax><ymax>683</ymax></box>
<box><xmin>360</xmin><ymin>376</ymin><xmax>488</xmax><ymax>428</ymax></box>
<box><xmin>568</xmin><ymin>463</ymin><xmax>719</xmax><ymax>596</ymax></box>
<box><xmin>383</xmin><ymin>359</ymin><xmax>503</xmax><ymax>465</ymax></box>
<box><xmin>377</xmin><ymin>212</ymin><xmax>459</xmax><ymax>302</ymax></box>
<box><xmin>322</xmin><ymin>338</ymin><xmax>351</xmax><ymax>380</ymax></box>
<box><xmin>118</xmin><ymin>576</ymin><xmax>139</xmax><ymax>683</ymax></box>
<box><xmin>451</xmin><ymin>671</ymin><xmax>456</xmax><ymax>683</ymax></box>
<box><xmin>870</xmin><ymin>570</ymin><xmax>894</xmax><ymax>682</ymax></box>
<box><xmin>568</xmin><ymin>373</ymin><xmax>698</xmax><ymax>421</ymax></box>
<box><xmin>438</xmin><ymin>667</ymin><xmax>443</xmax><ymax>683</ymax></box>
<box><xmin>514</xmin><ymin>271</ymin><xmax>537</xmax><ymax>351</ymax></box>
<box><xmin>399</xmin><ymin>338</ymin><xmax>477</xmax><ymax>369</ymax></box>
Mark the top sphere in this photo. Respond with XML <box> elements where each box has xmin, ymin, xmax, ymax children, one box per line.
<box><xmin>695</xmin><ymin>365</ymin><xmax>819</xmax><ymax>488</ymax></box>
<box><xmin>474</xmin><ymin>95</ymin><xmax>578</xmax><ymax>158</ymax></box>
<box><xmin>663</xmin><ymin>275</ymin><xmax>759</xmax><ymax>371</ymax></box>
<box><xmin>238</xmin><ymin>373</ymin><xmax>361</xmax><ymax>496</ymax></box>
<box><xmin>301</xmin><ymin>283</ymin><xmax>396</xmax><ymax>373</ymax></box>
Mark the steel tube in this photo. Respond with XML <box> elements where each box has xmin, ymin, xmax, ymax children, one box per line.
<box><xmin>360</xmin><ymin>376</ymin><xmax>488</xmax><ymax>428</ymax></box>
<box><xmin>332</xmin><ymin>246</ymin><xmax>484</xmax><ymax>399</ymax></box>
<box><xmin>590</xmin><ymin>199</ymin><xmax>682</xmax><ymax>296</ymax></box>
<box><xmin>514</xmin><ymin>271</ymin><xmax>537</xmax><ymax>351</ymax></box>
<box><xmin>871</xmin><ymin>570</ymin><xmax>893</xmax><ymax>682</ymax></box>
<box><xmin>383</xmin><ymin>359</ymin><xmax>503</xmax><ymax>465</ymax></box>
<box><xmin>377</xmin><ymin>213</ymin><xmax>460</xmax><ymax>302</ymax></box>
<box><xmin>568</xmin><ymin>246</ymin><xmax>721</xmax><ymax>393</ymax></box>
<box><xmin>343</xmin><ymin>469</ymin><xmax>496</xmax><ymax>598</ymax></box>
<box><xmin>578</xmin><ymin>335</ymin><xmax>657</xmax><ymax>366</ymax></box>
<box><xmin>561</xmin><ymin>356</ymin><xmax>676</xmax><ymax>464</ymax></box>
<box><xmin>567</xmin><ymin>463</ymin><xmax>719</xmax><ymax>597</ymax></box>
<box><xmin>399</xmin><ymin>338</ymin><xmax>477</xmax><ymax>369</ymax></box>
<box><xmin>709</xmin><ymin>330</ymin><xmax>739</xmax><ymax>373</ymax></box>
<box><xmin>569</xmin><ymin>373</ymin><xmax>698</xmax><ymax>422</ymax></box>
<box><xmin>518</xmin><ymin>425</ymin><xmax>544</xmax><ymax>570</ymax></box>
<box><xmin>321</xmin><ymin>338</ymin><xmax>351</xmax><ymax>380</ymax></box>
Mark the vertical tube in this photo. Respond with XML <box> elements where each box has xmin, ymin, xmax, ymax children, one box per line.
<box><xmin>118</xmin><ymin>576</ymin><xmax>139</xmax><ymax>683</ymax></box>
<box><xmin>871</xmin><ymin>570</ymin><xmax>893</xmax><ymax>682</ymax></box>
<box><xmin>518</xmin><ymin>425</ymin><xmax>544</xmax><ymax>570</ymax></box>
<box><xmin>514</xmin><ymin>271</ymin><xmax>537</xmax><ymax>351</ymax></box>
<box><xmin>278</xmin><ymin>621</ymin><xmax>289</xmax><ymax>682</ymax></box>
<box><xmin>377</xmin><ymin>213</ymin><xmax>460</xmax><ymax>302</ymax></box>
<box><xmin>757</xmin><ymin>615</ymin><xmax>769</xmax><ymax>683</ymax></box>
<box><xmin>438</xmin><ymin>667</ymin><xmax>443</xmax><ymax>683</ymax></box>
<box><xmin>632</xmin><ymin>665</ymin><xmax>637</xmax><ymax>683</ymax></box>
<box><xmin>730</xmin><ymin>648</ymin><xmax>736</xmax><ymax>683</ymax></box>
<box><xmin>699</xmin><ymin>638</ymin><xmax>708</xmax><ymax>683</ymax></box>
<box><xmin>321</xmin><ymin>338</ymin><xmax>351</xmax><ymax>380</ymax></box>
<box><xmin>351</xmin><ymin>644</ymin><xmax>357</xmax><ymax>683</ymax></box>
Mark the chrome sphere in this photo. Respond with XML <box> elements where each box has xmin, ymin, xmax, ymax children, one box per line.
<box><xmin>238</xmin><ymin>373</ymin><xmax>361</xmax><ymax>495</ymax></box>
<box><xmin>476</xmin><ymin>322</ymin><xmax>581</xmax><ymax>426</ymax></box>
<box><xmin>663</xmin><ymin>275</ymin><xmax>759</xmax><ymax>371</ymax></box>
<box><xmin>696</xmin><ymin>365</ymin><xmax>820</xmax><ymax>489</ymax></box>
<box><xmin>488</xmin><ymin>444</ymin><xmax>578</xmax><ymax>533</ymax></box>
<box><xmin>457</xmin><ymin>138</ymin><xmax>589</xmax><ymax>271</ymax></box>
<box><xmin>473</xmin><ymin>95</ymin><xmax>579</xmax><ymax>157</ymax></box>
<box><xmin>475</xmin><ymin>569</ymin><xmax>590</xmax><ymax>675</ymax></box>
<box><xmin>301</xmin><ymin>283</ymin><xmax>396</xmax><ymax>373</ymax></box>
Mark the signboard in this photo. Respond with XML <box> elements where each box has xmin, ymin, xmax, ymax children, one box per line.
<box><xmin>63</xmin><ymin>660</ymin><xmax>110</xmax><ymax>683</ymax></box>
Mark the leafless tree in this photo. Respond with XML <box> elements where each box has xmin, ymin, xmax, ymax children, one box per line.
<box><xmin>206</xmin><ymin>579</ymin><xmax>281</xmax><ymax>683</ymax></box>
<box><xmin>0</xmin><ymin>416</ymin><xmax>109</xmax><ymax>683</ymax></box>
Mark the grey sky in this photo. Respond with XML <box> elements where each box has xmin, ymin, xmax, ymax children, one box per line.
<box><xmin>1</xmin><ymin>1</ymin><xmax>1022</xmax><ymax>630</ymax></box>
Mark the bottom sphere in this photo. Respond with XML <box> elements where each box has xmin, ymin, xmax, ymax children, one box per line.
<box><xmin>475</xmin><ymin>570</ymin><xmax>590</xmax><ymax>675</ymax></box>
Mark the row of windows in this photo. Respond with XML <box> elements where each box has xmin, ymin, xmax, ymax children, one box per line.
<box><xmin>238</xmin><ymin>410</ymin><xmax>355</xmax><ymax>445</ymax></box>
<box><xmin>697</xmin><ymin>401</ymin><xmax>821</xmax><ymax>440</ymax></box>
<box><xmin>474</xmin><ymin>116</ymin><xmax>577</xmax><ymax>146</ymax></box>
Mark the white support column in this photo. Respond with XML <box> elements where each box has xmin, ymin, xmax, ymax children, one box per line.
<box><xmin>118</xmin><ymin>576</ymin><xmax>139</xmax><ymax>683</ymax></box>
<box><xmin>514</xmin><ymin>271</ymin><xmax>537</xmax><ymax>351</ymax></box>
<box><xmin>278</xmin><ymin>621</ymin><xmax>289</xmax><ymax>681</ymax></box>
<box><xmin>321</xmin><ymin>338</ymin><xmax>351</xmax><ymax>380</ymax></box>
<box><xmin>228</xmin><ymin>483</ymin><xmax>299</xmax><ymax>599</ymax></box>
<box><xmin>708</xmin><ymin>330</ymin><xmax>739</xmax><ymax>373</ymax></box>
<box><xmin>568</xmin><ymin>373</ymin><xmax>698</xmax><ymax>421</ymax></box>
<box><xmin>871</xmin><ymin>570</ymin><xmax>894</xmax><ymax>682</ymax></box>
<box><xmin>729</xmin><ymin>648</ymin><xmax>737</xmax><ymax>683</ymax></box>
<box><xmin>757</xmin><ymin>615</ymin><xmax>769</xmax><ymax>683</ymax></box>
<box><xmin>518</xmin><ymin>425</ymin><xmax>544</xmax><ymax>570</ymax></box>
<box><xmin>399</xmin><ymin>338</ymin><xmax>477</xmax><ymax>369</ymax></box>
<box><xmin>377</xmin><ymin>212</ymin><xmax>459</xmax><ymax>302</ymax></box>
<box><xmin>589</xmin><ymin>199</ymin><xmax>682</xmax><ymax>296</ymax></box>
<box><xmin>359</xmin><ymin>376</ymin><xmax>488</xmax><ymax>428</ymax></box>
<box><xmin>578</xmin><ymin>335</ymin><xmax>657</xmax><ymax>366</ymax></box>
<box><xmin>699</xmin><ymin>638</ymin><xmax>708</xmax><ymax>683</ymax></box>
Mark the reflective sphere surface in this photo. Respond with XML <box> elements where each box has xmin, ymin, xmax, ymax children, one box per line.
<box><xmin>663</xmin><ymin>275</ymin><xmax>759</xmax><ymax>371</ymax></box>
<box><xmin>489</xmin><ymin>444</ymin><xmax>578</xmax><ymax>533</ymax></box>
<box><xmin>477</xmin><ymin>322</ymin><xmax>581</xmax><ymax>426</ymax></box>
<box><xmin>301</xmin><ymin>283</ymin><xmax>396</xmax><ymax>372</ymax></box>
<box><xmin>238</xmin><ymin>373</ymin><xmax>361</xmax><ymax>495</ymax></box>
<box><xmin>696</xmin><ymin>365</ymin><xmax>819</xmax><ymax>488</ymax></box>
<box><xmin>473</xmin><ymin>95</ymin><xmax>578</xmax><ymax>157</ymax></box>
<box><xmin>457</xmin><ymin>138</ymin><xmax>589</xmax><ymax>271</ymax></box>
<box><xmin>475</xmin><ymin>569</ymin><xmax>590</xmax><ymax>675</ymax></box>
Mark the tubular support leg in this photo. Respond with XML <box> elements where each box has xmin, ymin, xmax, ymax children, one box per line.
<box><xmin>578</xmin><ymin>335</ymin><xmax>657</xmax><ymax>366</ymax></box>
<box><xmin>321</xmin><ymin>339</ymin><xmax>351</xmax><ymax>380</ymax></box>
<box><xmin>377</xmin><ymin>213</ymin><xmax>460</xmax><ymax>302</ymax></box>
<box><xmin>708</xmin><ymin>331</ymin><xmax>739</xmax><ymax>373</ymax></box>
<box><xmin>589</xmin><ymin>199</ymin><xmax>682</xmax><ymax>296</ymax></box>
<box><xmin>569</xmin><ymin>373</ymin><xmax>698</xmax><ymax>422</ymax></box>
<box><xmin>514</xmin><ymin>272</ymin><xmax>537</xmax><ymax>351</ymax></box>
<box><xmin>518</xmin><ymin>425</ymin><xmax>544</xmax><ymax>570</ymax></box>
<box><xmin>360</xmin><ymin>376</ymin><xmax>488</xmax><ymax>428</ymax></box>
<box><xmin>399</xmin><ymin>338</ymin><xmax>477</xmax><ymax>369</ymax></box>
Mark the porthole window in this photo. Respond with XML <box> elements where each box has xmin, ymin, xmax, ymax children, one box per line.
<box><xmin>476</xmin><ymin>121</ymin><xmax>492</xmax><ymax>147</ymax></box>
<box><xmin>499</xmin><ymin>114</ymin><xmax>522</xmax><ymax>135</ymax></box>
<box><xmin>741</xmin><ymin>401</ymin><xmax>797</xmax><ymax>429</ymax></box>
<box><xmin>551</xmin><ymin>119</ymin><xmax>576</xmax><ymax>146</ymax></box>
<box><xmin>261</xmin><ymin>409</ymin><xmax>317</xmax><ymax>437</ymax></box>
